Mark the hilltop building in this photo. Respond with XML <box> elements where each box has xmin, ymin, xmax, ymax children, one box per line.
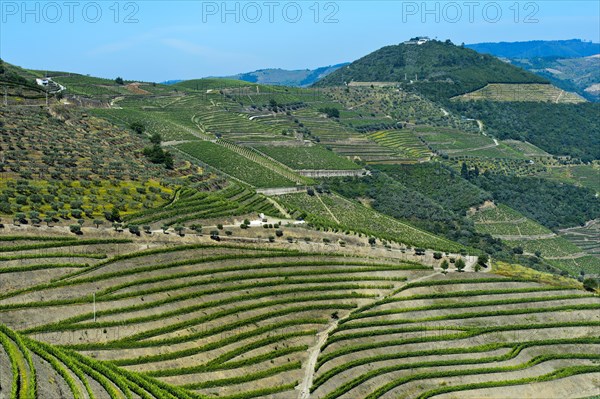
<box><xmin>404</xmin><ymin>37</ymin><xmax>430</xmax><ymax>45</ymax></box>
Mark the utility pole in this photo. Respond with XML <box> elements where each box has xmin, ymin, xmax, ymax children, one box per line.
<box><xmin>3</xmin><ymin>86</ymin><xmax>7</xmax><ymax>106</ymax></box>
<box><xmin>93</xmin><ymin>293</ymin><xmax>96</xmax><ymax>322</ymax></box>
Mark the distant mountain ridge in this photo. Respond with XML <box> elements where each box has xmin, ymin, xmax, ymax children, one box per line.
<box><xmin>161</xmin><ymin>79</ymin><xmax>183</xmax><ymax>85</ymax></box>
<box><xmin>466</xmin><ymin>39</ymin><xmax>600</xmax><ymax>59</ymax></box>
<box><xmin>220</xmin><ymin>63</ymin><xmax>349</xmax><ymax>87</ymax></box>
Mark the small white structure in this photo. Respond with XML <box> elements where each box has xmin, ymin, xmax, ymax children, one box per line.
<box><xmin>404</xmin><ymin>37</ymin><xmax>430</xmax><ymax>45</ymax></box>
<box><xmin>36</xmin><ymin>78</ymin><xmax>50</xmax><ymax>86</ymax></box>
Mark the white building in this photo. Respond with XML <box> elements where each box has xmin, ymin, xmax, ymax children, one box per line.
<box><xmin>404</xmin><ymin>37</ymin><xmax>430</xmax><ymax>45</ymax></box>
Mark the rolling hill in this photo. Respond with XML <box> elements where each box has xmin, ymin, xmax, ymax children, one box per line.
<box><xmin>465</xmin><ymin>40</ymin><xmax>600</xmax><ymax>102</ymax></box>
<box><xmin>313</xmin><ymin>40</ymin><xmax>546</xmax><ymax>98</ymax></box>
<box><xmin>223</xmin><ymin>63</ymin><xmax>349</xmax><ymax>87</ymax></box>
<box><xmin>510</xmin><ymin>55</ymin><xmax>600</xmax><ymax>102</ymax></box>
<box><xmin>1</xmin><ymin>52</ymin><xmax>599</xmax><ymax>398</ymax></box>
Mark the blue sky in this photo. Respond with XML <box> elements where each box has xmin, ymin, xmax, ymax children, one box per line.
<box><xmin>1</xmin><ymin>1</ymin><xmax>599</xmax><ymax>81</ymax></box>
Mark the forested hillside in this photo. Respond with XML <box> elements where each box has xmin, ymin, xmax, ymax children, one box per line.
<box><xmin>315</xmin><ymin>40</ymin><xmax>546</xmax><ymax>98</ymax></box>
<box><xmin>449</xmin><ymin>101</ymin><xmax>600</xmax><ymax>161</ymax></box>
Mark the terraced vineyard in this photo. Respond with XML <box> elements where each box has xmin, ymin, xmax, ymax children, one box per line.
<box><xmin>501</xmin><ymin>140</ymin><xmax>552</xmax><ymax>158</ymax></box>
<box><xmin>2</xmin><ymin>57</ymin><xmax>599</xmax><ymax>399</ymax></box>
<box><xmin>50</xmin><ymin>74</ymin><xmax>133</xmax><ymax>97</ymax></box>
<box><xmin>279</xmin><ymin>192</ymin><xmax>463</xmax><ymax>252</ymax></box>
<box><xmin>221</xmin><ymin>84</ymin><xmax>327</xmax><ymax>107</ymax></box>
<box><xmin>367</xmin><ymin>130</ymin><xmax>432</xmax><ymax>162</ymax></box>
<box><xmin>415</xmin><ymin>127</ymin><xmax>527</xmax><ymax>159</ymax></box>
<box><xmin>253</xmin><ymin>145</ymin><xmax>362</xmax><ymax>171</ymax></box>
<box><xmin>472</xmin><ymin>204</ymin><xmax>600</xmax><ymax>276</ymax></box>
<box><xmin>193</xmin><ymin>105</ymin><xmax>290</xmax><ymax>142</ymax></box>
<box><xmin>547</xmin><ymin>256</ymin><xmax>600</xmax><ymax>277</ymax></box>
<box><xmin>452</xmin><ymin>83</ymin><xmax>586</xmax><ymax>103</ymax></box>
<box><xmin>0</xmin><ymin>322</ymin><xmax>195</xmax><ymax>399</ymax></box>
<box><xmin>176</xmin><ymin>141</ymin><xmax>306</xmax><ymax>188</ymax></box>
<box><xmin>217</xmin><ymin>140</ymin><xmax>311</xmax><ymax>184</ymax></box>
<box><xmin>311</xmin><ymin>272</ymin><xmax>600</xmax><ymax>398</ymax></box>
<box><xmin>125</xmin><ymin>183</ymin><xmax>283</xmax><ymax>227</ymax></box>
<box><xmin>325</xmin><ymin>141</ymin><xmax>402</xmax><ymax>164</ymax></box>
<box><xmin>83</xmin><ymin>78</ymin><xmax>422</xmax><ymax>178</ymax></box>
<box><xmin>0</xmin><ymin>232</ymin><xmax>433</xmax><ymax>399</ymax></box>
<box><xmin>561</xmin><ymin>220</ymin><xmax>600</xmax><ymax>259</ymax></box>
<box><xmin>91</xmin><ymin>106</ymin><xmax>205</xmax><ymax>142</ymax></box>
<box><xmin>472</xmin><ymin>204</ymin><xmax>553</xmax><ymax>237</ymax></box>
<box><xmin>292</xmin><ymin>109</ymin><xmax>358</xmax><ymax>141</ymax></box>
<box><xmin>325</xmin><ymin>86</ymin><xmax>472</xmax><ymax>130</ymax></box>
<box><xmin>0</xmin><ymin>227</ymin><xmax>598</xmax><ymax>399</ymax></box>
<box><xmin>504</xmin><ymin>237</ymin><xmax>583</xmax><ymax>258</ymax></box>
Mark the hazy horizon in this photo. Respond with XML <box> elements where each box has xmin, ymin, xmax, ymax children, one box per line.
<box><xmin>2</xmin><ymin>1</ymin><xmax>599</xmax><ymax>81</ymax></box>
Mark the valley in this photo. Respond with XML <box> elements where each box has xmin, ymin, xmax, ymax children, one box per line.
<box><xmin>0</xmin><ymin>37</ymin><xmax>598</xmax><ymax>398</ymax></box>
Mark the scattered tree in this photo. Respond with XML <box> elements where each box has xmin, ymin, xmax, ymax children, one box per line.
<box><xmin>71</xmin><ymin>209</ymin><xmax>83</xmax><ymax>219</ymax></box>
<box><xmin>456</xmin><ymin>258</ymin><xmax>466</xmax><ymax>272</ymax></box>
<box><xmin>129</xmin><ymin>121</ymin><xmax>145</xmax><ymax>135</ymax></box>
<box><xmin>143</xmin><ymin>144</ymin><xmax>174</xmax><ymax>169</ymax></box>
<box><xmin>14</xmin><ymin>212</ymin><xmax>26</xmax><ymax>224</ymax></box>
<box><xmin>440</xmin><ymin>259</ymin><xmax>449</xmax><ymax>274</ymax></box>
<box><xmin>477</xmin><ymin>255</ymin><xmax>489</xmax><ymax>268</ymax></box>
<box><xmin>318</xmin><ymin>107</ymin><xmax>340</xmax><ymax>118</ymax></box>
<box><xmin>583</xmin><ymin>277</ymin><xmax>599</xmax><ymax>293</ymax></box>
<box><xmin>149</xmin><ymin>133</ymin><xmax>162</xmax><ymax>145</ymax></box>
